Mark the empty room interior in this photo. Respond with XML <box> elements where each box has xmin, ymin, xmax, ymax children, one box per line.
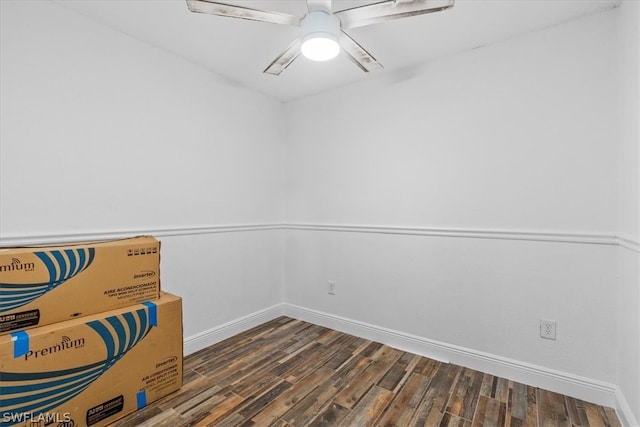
<box><xmin>1</xmin><ymin>0</ymin><xmax>639</xmax><ymax>426</ymax></box>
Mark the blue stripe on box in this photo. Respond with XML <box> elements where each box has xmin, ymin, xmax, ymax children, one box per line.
<box><xmin>136</xmin><ymin>390</ymin><xmax>147</xmax><ymax>409</ymax></box>
<box><xmin>11</xmin><ymin>331</ymin><xmax>29</xmax><ymax>358</ymax></box>
<box><xmin>142</xmin><ymin>301</ymin><xmax>157</xmax><ymax>326</ymax></box>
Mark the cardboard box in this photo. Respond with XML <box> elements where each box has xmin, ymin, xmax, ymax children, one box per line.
<box><xmin>0</xmin><ymin>236</ymin><xmax>160</xmax><ymax>334</ymax></box>
<box><xmin>0</xmin><ymin>292</ymin><xmax>183</xmax><ymax>427</ymax></box>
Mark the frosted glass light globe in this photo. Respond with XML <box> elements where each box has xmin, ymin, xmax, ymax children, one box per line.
<box><xmin>301</xmin><ymin>35</ymin><xmax>340</xmax><ymax>61</ymax></box>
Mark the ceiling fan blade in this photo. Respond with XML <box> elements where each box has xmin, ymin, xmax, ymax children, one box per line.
<box><xmin>186</xmin><ymin>0</ymin><xmax>301</xmax><ymax>26</ymax></box>
<box><xmin>335</xmin><ymin>0</ymin><xmax>454</xmax><ymax>29</ymax></box>
<box><xmin>307</xmin><ymin>0</ymin><xmax>332</xmax><ymax>12</ymax></box>
<box><xmin>340</xmin><ymin>31</ymin><xmax>383</xmax><ymax>73</ymax></box>
<box><xmin>263</xmin><ymin>39</ymin><xmax>302</xmax><ymax>76</ymax></box>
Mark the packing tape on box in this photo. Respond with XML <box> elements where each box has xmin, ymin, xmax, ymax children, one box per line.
<box><xmin>136</xmin><ymin>390</ymin><xmax>148</xmax><ymax>409</ymax></box>
<box><xmin>10</xmin><ymin>330</ymin><xmax>29</xmax><ymax>358</ymax></box>
<box><xmin>142</xmin><ymin>301</ymin><xmax>157</xmax><ymax>326</ymax></box>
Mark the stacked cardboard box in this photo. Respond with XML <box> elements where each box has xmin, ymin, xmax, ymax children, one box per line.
<box><xmin>0</xmin><ymin>236</ymin><xmax>161</xmax><ymax>333</ymax></box>
<box><xmin>0</xmin><ymin>236</ymin><xmax>183</xmax><ymax>427</ymax></box>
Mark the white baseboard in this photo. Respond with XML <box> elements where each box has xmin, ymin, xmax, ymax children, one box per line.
<box><xmin>183</xmin><ymin>304</ymin><xmax>284</xmax><ymax>356</ymax></box>
<box><xmin>282</xmin><ymin>304</ymin><xmax>620</xmax><ymax>411</ymax></box>
<box><xmin>615</xmin><ymin>387</ymin><xmax>640</xmax><ymax>427</ymax></box>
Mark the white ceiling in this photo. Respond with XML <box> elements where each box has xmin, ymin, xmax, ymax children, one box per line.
<box><xmin>56</xmin><ymin>0</ymin><xmax>620</xmax><ymax>101</ymax></box>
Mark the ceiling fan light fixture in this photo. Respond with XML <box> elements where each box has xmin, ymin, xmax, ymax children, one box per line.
<box><xmin>187</xmin><ymin>0</ymin><xmax>455</xmax><ymax>75</ymax></box>
<box><xmin>301</xmin><ymin>33</ymin><xmax>340</xmax><ymax>61</ymax></box>
<box><xmin>300</xmin><ymin>10</ymin><xmax>341</xmax><ymax>62</ymax></box>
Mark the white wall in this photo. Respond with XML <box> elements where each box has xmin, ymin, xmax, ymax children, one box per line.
<box><xmin>616</xmin><ymin>0</ymin><xmax>640</xmax><ymax>424</ymax></box>
<box><xmin>0</xmin><ymin>1</ymin><xmax>285</xmax><ymax>343</ymax></box>
<box><xmin>285</xmin><ymin>11</ymin><xmax>617</xmax><ymax>232</ymax></box>
<box><xmin>284</xmin><ymin>8</ymin><xmax>622</xmax><ymax>404</ymax></box>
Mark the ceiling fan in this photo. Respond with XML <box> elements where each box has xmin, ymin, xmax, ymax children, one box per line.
<box><xmin>186</xmin><ymin>0</ymin><xmax>454</xmax><ymax>75</ymax></box>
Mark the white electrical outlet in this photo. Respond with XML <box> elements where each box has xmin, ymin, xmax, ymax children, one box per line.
<box><xmin>540</xmin><ymin>319</ymin><xmax>556</xmax><ymax>340</ymax></box>
<box><xmin>328</xmin><ymin>281</ymin><xmax>336</xmax><ymax>295</ymax></box>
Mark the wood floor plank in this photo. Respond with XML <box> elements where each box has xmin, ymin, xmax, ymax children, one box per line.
<box><xmin>413</xmin><ymin>356</ymin><xmax>441</xmax><ymax>377</ymax></box>
<box><xmin>108</xmin><ymin>317</ymin><xmax>622</xmax><ymax>427</ymax></box>
<box><xmin>108</xmin><ymin>406</ymin><xmax>165</xmax><ymax>427</ymax></box>
<box><xmin>441</xmin><ymin>412</ymin><xmax>473</xmax><ymax>427</ymax></box>
<box><xmin>190</xmin><ymin>392</ymin><xmax>245</xmax><ymax>426</ymax></box>
<box><xmin>471</xmin><ymin>395</ymin><xmax>506</xmax><ymax>427</ymax></box>
<box><xmin>375</xmin><ymin>372</ymin><xmax>432</xmax><ymax>427</ymax></box>
<box><xmin>207</xmin><ymin>412</ymin><xmax>244</xmax><ymax>427</ymax></box>
<box><xmin>229</xmin><ymin>359</ymin><xmax>289</xmax><ymax>398</ymax></box>
<box><xmin>409</xmin><ymin>363</ymin><xmax>463</xmax><ymax>426</ymax></box>
<box><xmin>506</xmin><ymin>381</ymin><xmax>538</xmax><ymax>427</ymax></box>
<box><xmin>525</xmin><ymin>384</ymin><xmax>539</xmax><ymax>427</ymax></box>
<box><xmin>183</xmin><ymin>391</ymin><xmax>242</xmax><ymax>423</ymax></box>
<box><xmin>378</xmin><ymin>351</ymin><xmax>416</xmax><ymax>391</ymax></box>
<box><xmin>322</xmin><ymin>337</ymin><xmax>367</xmax><ymax>370</ymax></box>
<box><xmin>480</xmin><ymin>373</ymin><xmax>510</xmax><ymax>403</ymax></box>
<box><xmin>280</xmin><ymin>378</ymin><xmax>339</xmax><ymax>426</ymax></box>
<box><xmin>566</xmin><ymin>396</ymin><xmax>590</xmax><ymax>426</ymax></box>
<box><xmin>249</xmin><ymin>366</ymin><xmax>334</xmax><ymax>425</ymax></box>
<box><xmin>446</xmin><ymin>368</ymin><xmax>485</xmax><ymax>421</ymax></box>
<box><xmin>136</xmin><ymin>409</ymin><xmax>185</xmax><ymax>427</ymax></box>
<box><xmin>340</xmin><ymin>385</ymin><xmax>394</xmax><ymax>426</ymax></box>
<box><xmin>360</xmin><ymin>342</ymin><xmax>385</xmax><ymax>358</ymax></box>
<box><xmin>507</xmin><ymin>380</ymin><xmax>526</xmax><ymax>425</ymax></box>
<box><xmin>493</xmin><ymin>378</ymin><xmax>511</xmax><ymax>403</ymax></box>
<box><xmin>604</xmin><ymin>407</ymin><xmax>623</xmax><ymax>427</ymax></box>
<box><xmin>584</xmin><ymin>401</ymin><xmax>622</xmax><ymax>427</ymax></box>
<box><xmin>237</xmin><ymin>381</ymin><xmax>293</xmax><ymax>419</ymax></box>
<box><xmin>191</xmin><ymin>319</ymin><xmax>309</xmax><ymax>373</ymax></box>
<box><xmin>330</xmin><ymin>353</ymin><xmax>373</xmax><ymax>391</ymax></box>
<box><xmin>173</xmin><ymin>385</ymin><xmax>224</xmax><ymax>416</ymax></box>
<box><xmin>307</xmin><ymin>402</ymin><xmax>350</xmax><ymax>427</ymax></box>
<box><xmin>537</xmin><ymin>389</ymin><xmax>571</xmax><ymax>427</ymax></box>
<box><xmin>182</xmin><ymin>368</ymin><xmax>204</xmax><ymax>384</ymax></box>
<box><xmin>284</xmin><ymin>340</ymin><xmax>346</xmax><ymax>383</ymax></box>
<box><xmin>214</xmin><ymin>380</ymin><xmax>293</xmax><ymax>427</ymax></box>
<box><xmin>314</xmin><ymin>328</ymin><xmax>342</xmax><ymax>346</ymax></box>
<box><xmin>333</xmin><ymin>345</ymin><xmax>402</xmax><ymax>408</ymax></box>
<box><xmin>155</xmin><ymin>376</ymin><xmax>220</xmax><ymax>411</ymax></box>
<box><xmin>212</xmin><ymin>350</ymin><xmax>289</xmax><ymax>388</ymax></box>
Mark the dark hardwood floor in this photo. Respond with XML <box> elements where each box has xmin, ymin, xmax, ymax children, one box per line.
<box><xmin>109</xmin><ymin>316</ymin><xmax>621</xmax><ymax>427</ymax></box>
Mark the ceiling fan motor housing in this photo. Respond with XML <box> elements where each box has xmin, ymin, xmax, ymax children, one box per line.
<box><xmin>301</xmin><ymin>11</ymin><xmax>341</xmax><ymax>44</ymax></box>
